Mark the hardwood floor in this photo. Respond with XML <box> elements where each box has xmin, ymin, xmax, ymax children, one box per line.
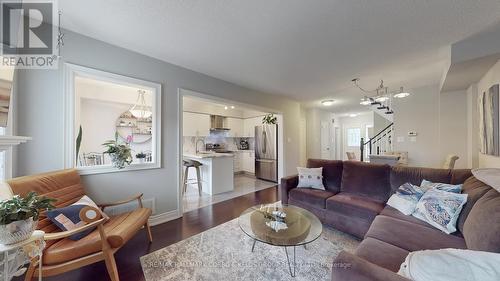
<box><xmin>22</xmin><ymin>186</ymin><xmax>279</xmax><ymax>281</ymax></box>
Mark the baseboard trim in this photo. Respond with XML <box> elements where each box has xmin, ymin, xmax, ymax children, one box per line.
<box><xmin>149</xmin><ymin>209</ymin><xmax>181</xmax><ymax>226</ymax></box>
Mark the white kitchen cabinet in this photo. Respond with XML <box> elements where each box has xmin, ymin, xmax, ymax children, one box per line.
<box><xmin>242</xmin><ymin>151</ymin><xmax>255</xmax><ymax>173</ymax></box>
<box><xmin>183</xmin><ymin>112</ymin><xmax>210</xmax><ymax>136</ymax></box>
<box><xmin>226</xmin><ymin>118</ymin><xmax>244</xmax><ymax>137</ymax></box>
<box><xmin>233</xmin><ymin>152</ymin><xmax>243</xmax><ymax>172</ymax></box>
<box><xmin>243</xmin><ymin>117</ymin><xmax>262</xmax><ymax>137</ymax></box>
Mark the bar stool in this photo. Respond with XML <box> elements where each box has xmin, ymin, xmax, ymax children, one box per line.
<box><xmin>183</xmin><ymin>160</ymin><xmax>203</xmax><ymax>195</ymax></box>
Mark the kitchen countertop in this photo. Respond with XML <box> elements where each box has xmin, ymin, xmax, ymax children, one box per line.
<box><xmin>184</xmin><ymin>152</ymin><xmax>234</xmax><ymax>159</ymax></box>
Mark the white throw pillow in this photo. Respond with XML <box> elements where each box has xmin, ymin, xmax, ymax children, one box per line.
<box><xmin>387</xmin><ymin>183</ymin><xmax>426</xmax><ymax>215</ymax></box>
<box><xmin>398</xmin><ymin>249</ymin><xmax>500</xmax><ymax>281</ymax></box>
<box><xmin>297</xmin><ymin>167</ymin><xmax>325</xmax><ymax>190</ymax></box>
<box><xmin>412</xmin><ymin>189</ymin><xmax>467</xmax><ymax>234</ymax></box>
<box><xmin>420</xmin><ymin>179</ymin><xmax>462</xmax><ymax>193</ymax></box>
<box><xmin>472</xmin><ymin>168</ymin><xmax>500</xmax><ymax>192</ymax></box>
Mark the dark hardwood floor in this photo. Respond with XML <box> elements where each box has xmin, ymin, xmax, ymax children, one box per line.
<box><xmin>22</xmin><ymin>186</ymin><xmax>279</xmax><ymax>281</ymax></box>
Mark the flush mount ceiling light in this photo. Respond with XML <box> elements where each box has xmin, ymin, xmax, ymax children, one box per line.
<box><xmin>231</xmin><ymin>106</ymin><xmax>235</xmax><ymax>109</ymax></box>
<box><xmin>349</xmin><ymin>113</ymin><xmax>358</xmax><ymax>117</ymax></box>
<box><xmin>224</xmin><ymin>106</ymin><xmax>228</xmax><ymax>110</ymax></box>
<box><xmin>321</xmin><ymin>99</ymin><xmax>335</xmax><ymax>106</ymax></box>
<box><xmin>129</xmin><ymin>90</ymin><xmax>152</xmax><ymax>119</ymax></box>
<box><xmin>394</xmin><ymin>87</ymin><xmax>410</xmax><ymax>98</ymax></box>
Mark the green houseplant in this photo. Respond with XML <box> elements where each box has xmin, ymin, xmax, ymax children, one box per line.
<box><xmin>0</xmin><ymin>192</ymin><xmax>56</xmax><ymax>244</ymax></box>
<box><xmin>262</xmin><ymin>114</ymin><xmax>277</xmax><ymax>125</ymax></box>
<box><xmin>103</xmin><ymin>133</ymin><xmax>133</xmax><ymax>169</ymax></box>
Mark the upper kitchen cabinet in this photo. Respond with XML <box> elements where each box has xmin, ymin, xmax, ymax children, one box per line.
<box><xmin>243</xmin><ymin>116</ymin><xmax>262</xmax><ymax>137</ymax></box>
<box><xmin>226</xmin><ymin>117</ymin><xmax>243</xmax><ymax>137</ymax></box>
<box><xmin>183</xmin><ymin>112</ymin><xmax>210</xmax><ymax>136</ymax></box>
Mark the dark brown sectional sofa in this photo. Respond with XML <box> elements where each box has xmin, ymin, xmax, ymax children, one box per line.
<box><xmin>280</xmin><ymin>159</ymin><xmax>500</xmax><ymax>281</ymax></box>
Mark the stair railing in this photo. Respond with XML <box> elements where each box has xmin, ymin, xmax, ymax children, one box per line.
<box><xmin>360</xmin><ymin>123</ymin><xmax>394</xmax><ymax>162</ymax></box>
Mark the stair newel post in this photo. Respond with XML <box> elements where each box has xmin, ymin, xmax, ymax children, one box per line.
<box><xmin>360</xmin><ymin>137</ymin><xmax>364</xmax><ymax>162</ymax></box>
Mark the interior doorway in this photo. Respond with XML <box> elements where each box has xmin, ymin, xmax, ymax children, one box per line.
<box><xmin>178</xmin><ymin>89</ymin><xmax>285</xmax><ymax>213</ymax></box>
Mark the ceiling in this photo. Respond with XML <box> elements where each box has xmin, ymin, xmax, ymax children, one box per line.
<box><xmin>60</xmin><ymin>0</ymin><xmax>500</xmax><ymax>114</ymax></box>
<box><xmin>183</xmin><ymin>95</ymin><xmax>267</xmax><ymax>119</ymax></box>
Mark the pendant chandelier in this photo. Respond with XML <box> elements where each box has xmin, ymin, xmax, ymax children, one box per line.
<box><xmin>129</xmin><ymin>90</ymin><xmax>152</xmax><ymax>119</ymax></box>
<box><xmin>353</xmin><ymin>78</ymin><xmax>410</xmax><ymax>115</ymax></box>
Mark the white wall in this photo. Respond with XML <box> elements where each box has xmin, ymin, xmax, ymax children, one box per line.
<box><xmin>393</xmin><ymin>84</ymin><xmax>469</xmax><ymax>168</ymax></box>
<box><xmin>393</xmin><ymin>85</ymin><xmax>442</xmax><ymax>167</ymax></box>
<box><xmin>306</xmin><ymin>108</ymin><xmax>333</xmax><ymax>160</ymax></box>
<box><xmin>467</xmin><ymin>83</ymin><xmax>480</xmax><ymax>168</ymax></box>
<box><xmin>477</xmin><ymin>59</ymin><xmax>500</xmax><ymax>167</ymax></box>
<box><xmin>15</xmin><ymin>29</ymin><xmax>302</xmax><ymax>218</ymax></box>
<box><xmin>439</xmin><ymin>90</ymin><xmax>469</xmax><ymax>169</ymax></box>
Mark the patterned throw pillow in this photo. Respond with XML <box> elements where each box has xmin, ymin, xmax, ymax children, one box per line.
<box><xmin>387</xmin><ymin>183</ymin><xmax>426</xmax><ymax>215</ymax></box>
<box><xmin>297</xmin><ymin>167</ymin><xmax>325</xmax><ymax>190</ymax></box>
<box><xmin>412</xmin><ymin>189</ymin><xmax>468</xmax><ymax>234</ymax></box>
<box><xmin>420</xmin><ymin>179</ymin><xmax>463</xmax><ymax>193</ymax></box>
<box><xmin>47</xmin><ymin>195</ymin><xmax>108</xmax><ymax>240</ymax></box>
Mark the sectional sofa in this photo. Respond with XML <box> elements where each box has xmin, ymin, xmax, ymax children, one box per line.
<box><xmin>280</xmin><ymin>159</ymin><xmax>500</xmax><ymax>281</ymax></box>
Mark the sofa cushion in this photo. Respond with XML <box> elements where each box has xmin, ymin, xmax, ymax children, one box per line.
<box><xmin>288</xmin><ymin>188</ymin><xmax>336</xmax><ymax>208</ymax></box>
<box><xmin>355</xmin><ymin>237</ymin><xmax>409</xmax><ymax>272</ymax></box>
<box><xmin>380</xmin><ymin>206</ymin><xmax>435</xmax><ymax>229</ymax></box>
<box><xmin>463</xmin><ymin>188</ymin><xmax>500</xmax><ymax>252</ymax></box>
<box><xmin>307</xmin><ymin>159</ymin><xmax>343</xmax><ymax>193</ymax></box>
<box><xmin>341</xmin><ymin>161</ymin><xmax>391</xmax><ymax>202</ymax></box>
<box><xmin>43</xmin><ymin>208</ymin><xmax>151</xmax><ymax>265</ymax></box>
<box><xmin>365</xmin><ymin>216</ymin><xmax>467</xmax><ymax>252</ymax></box>
<box><xmin>390</xmin><ymin>166</ymin><xmax>451</xmax><ymax>194</ymax></box>
<box><xmin>457</xmin><ymin>176</ymin><xmax>492</xmax><ymax>233</ymax></box>
<box><xmin>326</xmin><ymin>193</ymin><xmax>384</xmax><ymax>222</ymax></box>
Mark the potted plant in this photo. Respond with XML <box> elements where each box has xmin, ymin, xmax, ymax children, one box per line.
<box><xmin>103</xmin><ymin>133</ymin><xmax>133</xmax><ymax>169</ymax></box>
<box><xmin>136</xmin><ymin>152</ymin><xmax>147</xmax><ymax>163</ymax></box>
<box><xmin>262</xmin><ymin>113</ymin><xmax>277</xmax><ymax>125</ymax></box>
<box><xmin>0</xmin><ymin>192</ymin><xmax>55</xmax><ymax>244</ymax></box>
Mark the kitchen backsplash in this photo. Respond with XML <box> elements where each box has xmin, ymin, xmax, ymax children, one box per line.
<box><xmin>183</xmin><ymin>135</ymin><xmax>254</xmax><ymax>153</ymax></box>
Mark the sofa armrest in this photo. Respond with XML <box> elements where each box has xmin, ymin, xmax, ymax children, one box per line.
<box><xmin>44</xmin><ymin>218</ymin><xmax>107</xmax><ymax>240</ymax></box>
<box><xmin>331</xmin><ymin>251</ymin><xmax>410</xmax><ymax>281</ymax></box>
<box><xmin>280</xmin><ymin>175</ymin><xmax>298</xmax><ymax>204</ymax></box>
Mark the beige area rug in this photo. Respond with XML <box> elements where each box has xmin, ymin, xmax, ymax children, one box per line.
<box><xmin>141</xmin><ymin>218</ymin><xmax>360</xmax><ymax>281</ymax></box>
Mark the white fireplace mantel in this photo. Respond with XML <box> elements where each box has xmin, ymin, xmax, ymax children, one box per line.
<box><xmin>0</xmin><ymin>135</ymin><xmax>31</xmax><ymax>149</ymax></box>
<box><xmin>0</xmin><ymin>135</ymin><xmax>31</xmax><ymax>180</ymax></box>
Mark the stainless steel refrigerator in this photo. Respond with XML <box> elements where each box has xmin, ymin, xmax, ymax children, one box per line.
<box><xmin>255</xmin><ymin>124</ymin><xmax>278</xmax><ymax>182</ymax></box>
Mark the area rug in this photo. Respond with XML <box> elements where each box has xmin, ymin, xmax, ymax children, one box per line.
<box><xmin>140</xmin><ymin>218</ymin><xmax>360</xmax><ymax>281</ymax></box>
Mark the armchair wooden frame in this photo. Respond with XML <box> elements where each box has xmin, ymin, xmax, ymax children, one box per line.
<box><xmin>24</xmin><ymin>193</ymin><xmax>153</xmax><ymax>281</ymax></box>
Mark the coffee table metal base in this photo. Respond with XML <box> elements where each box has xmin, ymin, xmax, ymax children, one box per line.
<box><xmin>251</xmin><ymin>239</ymin><xmax>307</xmax><ymax>277</ymax></box>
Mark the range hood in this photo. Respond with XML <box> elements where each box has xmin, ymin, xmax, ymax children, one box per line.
<box><xmin>210</xmin><ymin>115</ymin><xmax>230</xmax><ymax>131</ymax></box>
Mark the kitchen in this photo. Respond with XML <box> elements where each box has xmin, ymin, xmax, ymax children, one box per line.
<box><xmin>182</xmin><ymin>95</ymin><xmax>280</xmax><ymax>212</ymax></box>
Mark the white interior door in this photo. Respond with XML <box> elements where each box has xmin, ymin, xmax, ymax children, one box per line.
<box><xmin>335</xmin><ymin>127</ymin><xmax>341</xmax><ymax>160</ymax></box>
<box><xmin>321</xmin><ymin>121</ymin><xmax>331</xmax><ymax>159</ymax></box>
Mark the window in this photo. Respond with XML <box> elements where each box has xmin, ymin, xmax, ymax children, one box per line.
<box><xmin>65</xmin><ymin>64</ymin><xmax>161</xmax><ymax>175</ymax></box>
<box><xmin>346</xmin><ymin>128</ymin><xmax>361</xmax><ymax>147</ymax></box>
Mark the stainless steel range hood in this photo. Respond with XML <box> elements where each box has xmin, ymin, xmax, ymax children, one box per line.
<box><xmin>210</xmin><ymin>115</ymin><xmax>230</xmax><ymax>131</ymax></box>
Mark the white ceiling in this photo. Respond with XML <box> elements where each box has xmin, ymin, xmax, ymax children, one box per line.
<box><xmin>60</xmin><ymin>0</ymin><xmax>500</xmax><ymax>113</ymax></box>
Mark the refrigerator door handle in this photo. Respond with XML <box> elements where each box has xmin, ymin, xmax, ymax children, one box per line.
<box><xmin>262</xmin><ymin>131</ymin><xmax>267</xmax><ymax>154</ymax></box>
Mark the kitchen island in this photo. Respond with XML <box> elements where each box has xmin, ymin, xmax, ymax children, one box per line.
<box><xmin>183</xmin><ymin>152</ymin><xmax>234</xmax><ymax>195</ymax></box>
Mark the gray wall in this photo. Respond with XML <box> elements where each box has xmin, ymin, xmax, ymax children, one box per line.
<box><xmin>15</xmin><ymin>30</ymin><xmax>302</xmax><ymax>215</ymax></box>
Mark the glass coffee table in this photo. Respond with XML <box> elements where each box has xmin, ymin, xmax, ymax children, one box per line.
<box><xmin>238</xmin><ymin>204</ymin><xmax>323</xmax><ymax>277</ymax></box>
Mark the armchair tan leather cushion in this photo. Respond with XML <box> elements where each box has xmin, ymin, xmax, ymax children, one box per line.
<box><xmin>43</xmin><ymin>207</ymin><xmax>151</xmax><ymax>265</ymax></box>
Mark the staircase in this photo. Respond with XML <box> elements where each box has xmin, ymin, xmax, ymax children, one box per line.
<box><xmin>360</xmin><ymin>122</ymin><xmax>394</xmax><ymax>162</ymax></box>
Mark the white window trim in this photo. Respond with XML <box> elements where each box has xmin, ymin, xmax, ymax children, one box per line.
<box><xmin>63</xmin><ymin>63</ymin><xmax>162</xmax><ymax>175</ymax></box>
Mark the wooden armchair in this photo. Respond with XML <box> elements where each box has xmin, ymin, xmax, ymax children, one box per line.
<box><xmin>6</xmin><ymin>169</ymin><xmax>153</xmax><ymax>281</ymax></box>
